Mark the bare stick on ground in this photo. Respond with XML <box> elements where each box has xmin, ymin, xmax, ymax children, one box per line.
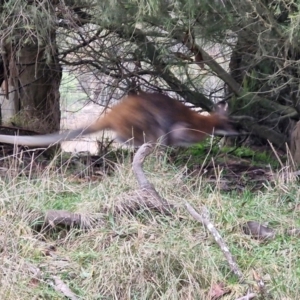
<box><xmin>186</xmin><ymin>202</ymin><xmax>244</xmax><ymax>281</ymax></box>
<box><xmin>52</xmin><ymin>276</ymin><xmax>79</xmax><ymax>300</ymax></box>
<box><xmin>112</xmin><ymin>143</ymin><xmax>174</xmax><ymax>214</ymax></box>
<box><xmin>235</xmin><ymin>292</ymin><xmax>257</xmax><ymax>300</ymax></box>
<box><xmin>27</xmin><ymin>261</ymin><xmax>79</xmax><ymax>300</ymax></box>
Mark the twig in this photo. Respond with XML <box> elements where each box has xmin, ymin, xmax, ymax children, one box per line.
<box><xmin>52</xmin><ymin>276</ymin><xmax>79</xmax><ymax>300</ymax></box>
<box><xmin>235</xmin><ymin>292</ymin><xmax>257</xmax><ymax>300</ymax></box>
<box><xmin>186</xmin><ymin>202</ymin><xmax>244</xmax><ymax>281</ymax></box>
<box><xmin>26</xmin><ymin>261</ymin><xmax>79</xmax><ymax>300</ymax></box>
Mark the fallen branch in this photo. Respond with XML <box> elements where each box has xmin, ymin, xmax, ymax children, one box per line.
<box><xmin>52</xmin><ymin>276</ymin><xmax>79</xmax><ymax>300</ymax></box>
<box><xmin>235</xmin><ymin>292</ymin><xmax>257</xmax><ymax>300</ymax></box>
<box><xmin>26</xmin><ymin>260</ymin><xmax>79</xmax><ymax>300</ymax></box>
<box><xmin>132</xmin><ymin>143</ymin><xmax>171</xmax><ymax>205</ymax></box>
<box><xmin>242</xmin><ymin>221</ymin><xmax>275</xmax><ymax>240</ymax></box>
<box><xmin>186</xmin><ymin>202</ymin><xmax>244</xmax><ymax>281</ymax></box>
<box><xmin>29</xmin><ymin>209</ymin><xmax>103</xmax><ymax>230</ymax></box>
<box><xmin>45</xmin><ymin>210</ymin><xmax>82</xmax><ymax>227</ymax></box>
<box><xmin>112</xmin><ymin>143</ymin><xmax>174</xmax><ymax>214</ymax></box>
<box><xmin>132</xmin><ymin>143</ymin><xmax>156</xmax><ymax>189</ymax></box>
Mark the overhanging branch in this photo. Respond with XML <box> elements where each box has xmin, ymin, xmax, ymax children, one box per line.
<box><xmin>112</xmin><ymin>27</ymin><xmax>214</xmax><ymax>111</ymax></box>
<box><xmin>172</xmin><ymin>31</ymin><xmax>298</xmax><ymax>119</ymax></box>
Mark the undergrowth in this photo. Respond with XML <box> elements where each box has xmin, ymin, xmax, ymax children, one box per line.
<box><xmin>0</xmin><ymin>147</ymin><xmax>299</xmax><ymax>300</ymax></box>
<box><xmin>173</xmin><ymin>140</ymin><xmax>281</xmax><ymax>169</ymax></box>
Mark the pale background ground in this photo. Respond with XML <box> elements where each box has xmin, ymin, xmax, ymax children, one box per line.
<box><xmin>60</xmin><ymin>103</ymin><xmax>115</xmax><ymax>154</ymax></box>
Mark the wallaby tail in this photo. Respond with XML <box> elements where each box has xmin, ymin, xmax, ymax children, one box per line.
<box><xmin>0</xmin><ymin>116</ymin><xmax>111</xmax><ymax>147</ymax></box>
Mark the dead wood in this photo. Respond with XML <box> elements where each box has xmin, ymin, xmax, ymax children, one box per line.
<box><xmin>45</xmin><ymin>210</ymin><xmax>82</xmax><ymax>227</ymax></box>
<box><xmin>242</xmin><ymin>221</ymin><xmax>276</xmax><ymax>240</ymax></box>
<box><xmin>235</xmin><ymin>293</ymin><xmax>257</xmax><ymax>300</ymax></box>
<box><xmin>110</xmin><ymin>143</ymin><xmax>174</xmax><ymax>215</ymax></box>
<box><xmin>30</xmin><ymin>210</ymin><xmax>104</xmax><ymax>231</ymax></box>
<box><xmin>51</xmin><ymin>275</ymin><xmax>79</xmax><ymax>300</ymax></box>
<box><xmin>111</xmin><ymin>188</ymin><xmax>173</xmax><ymax>215</ymax></box>
<box><xmin>26</xmin><ymin>258</ymin><xmax>79</xmax><ymax>299</ymax></box>
<box><xmin>186</xmin><ymin>202</ymin><xmax>244</xmax><ymax>281</ymax></box>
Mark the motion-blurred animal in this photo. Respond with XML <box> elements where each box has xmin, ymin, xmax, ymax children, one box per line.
<box><xmin>0</xmin><ymin>92</ymin><xmax>237</xmax><ymax>147</ymax></box>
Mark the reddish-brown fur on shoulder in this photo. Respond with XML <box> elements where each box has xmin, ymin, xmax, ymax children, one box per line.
<box><xmin>86</xmin><ymin>92</ymin><xmax>235</xmax><ymax>146</ymax></box>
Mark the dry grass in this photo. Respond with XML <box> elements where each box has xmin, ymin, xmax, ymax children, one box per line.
<box><xmin>0</xmin><ymin>150</ymin><xmax>299</xmax><ymax>300</ymax></box>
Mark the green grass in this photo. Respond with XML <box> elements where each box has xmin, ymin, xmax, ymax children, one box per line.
<box><xmin>174</xmin><ymin>141</ymin><xmax>281</xmax><ymax>169</ymax></box>
<box><xmin>0</xmin><ymin>150</ymin><xmax>299</xmax><ymax>299</ymax></box>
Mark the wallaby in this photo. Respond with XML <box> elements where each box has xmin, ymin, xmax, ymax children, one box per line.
<box><xmin>0</xmin><ymin>92</ymin><xmax>237</xmax><ymax>147</ymax></box>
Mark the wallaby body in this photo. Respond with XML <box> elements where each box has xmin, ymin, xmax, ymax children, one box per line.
<box><xmin>0</xmin><ymin>92</ymin><xmax>237</xmax><ymax>147</ymax></box>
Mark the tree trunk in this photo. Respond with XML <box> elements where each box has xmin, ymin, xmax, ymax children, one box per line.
<box><xmin>0</xmin><ymin>33</ymin><xmax>62</xmax><ymax>134</ymax></box>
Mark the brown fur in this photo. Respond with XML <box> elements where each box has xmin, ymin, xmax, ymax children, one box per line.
<box><xmin>0</xmin><ymin>92</ymin><xmax>237</xmax><ymax>147</ymax></box>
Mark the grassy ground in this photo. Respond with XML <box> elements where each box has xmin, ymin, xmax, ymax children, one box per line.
<box><xmin>0</xmin><ymin>148</ymin><xmax>299</xmax><ymax>300</ymax></box>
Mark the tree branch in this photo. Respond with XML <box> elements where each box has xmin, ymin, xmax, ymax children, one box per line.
<box><xmin>60</xmin><ymin>58</ymin><xmax>157</xmax><ymax>79</ymax></box>
<box><xmin>59</xmin><ymin>28</ymin><xmax>110</xmax><ymax>59</ymax></box>
<box><xmin>171</xmin><ymin>30</ymin><xmax>298</xmax><ymax>121</ymax></box>
<box><xmin>113</xmin><ymin>27</ymin><xmax>214</xmax><ymax>111</ymax></box>
<box><xmin>173</xmin><ymin>31</ymin><xmax>242</xmax><ymax>96</ymax></box>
